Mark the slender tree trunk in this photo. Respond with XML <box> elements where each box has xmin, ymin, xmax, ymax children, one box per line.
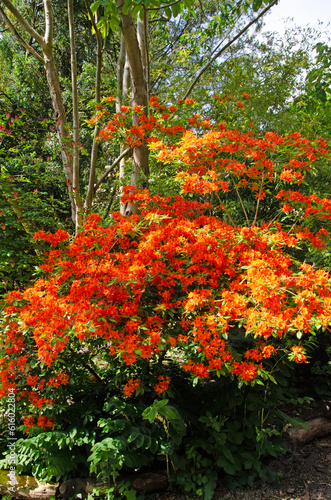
<box><xmin>116</xmin><ymin>0</ymin><xmax>149</xmax><ymax>205</ymax></box>
<box><xmin>137</xmin><ymin>13</ymin><xmax>149</xmax><ymax>102</ymax></box>
<box><xmin>42</xmin><ymin>41</ymin><xmax>78</xmax><ymax>227</ymax></box>
<box><xmin>84</xmin><ymin>0</ymin><xmax>103</xmax><ymax>216</ymax></box>
<box><xmin>116</xmin><ymin>35</ymin><xmax>132</xmax><ymax>215</ymax></box>
<box><xmin>67</xmin><ymin>0</ymin><xmax>83</xmax><ymax>229</ymax></box>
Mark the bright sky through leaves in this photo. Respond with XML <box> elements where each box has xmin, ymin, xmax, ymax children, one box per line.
<box><xmin>262</xmin><ymin>0</ymin><xmax>331</xmax><ymax>36</ymax></box>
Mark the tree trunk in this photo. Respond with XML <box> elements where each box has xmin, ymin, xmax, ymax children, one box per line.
<box><xmin>42</xmin><ymin>47</ymin><xmax>78</xmax><ymax>226</ymax></box>
<box><xmin>116</xmin><ymin>0</ymin><xmax>149</xmax><ymax>208</ymax></box>
<box><xmin>84</xmin><ymin>0</ymin><xmax>103</xmax><ymax>216</ymax></box>
<box><xmin>116</xmin><ymin>34</ymin><xmax>129</xmax><ymax>215</ymax></box>
<box><xmin>67</xmin><ymin>0</ymin><xmax>83</xmax><ymax>228</ymax></box>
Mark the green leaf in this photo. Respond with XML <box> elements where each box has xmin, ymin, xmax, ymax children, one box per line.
<box><xmin>90</xmin><ymin>0</ymin><xmax>101</xmax><ymax>15</ymax></box>
<box><xmin>315</xmin><ymin>86</ymin><xmax>327</xmax><ymax>103</ymax></box>
<box><xmin>164</xmin><ymin>6</ymin><xmax>172</xmax><ymax>18</ymax></box>
<box><xmin>127</xmin><ymin>428</ymin><xmax>141</xmax><ymax>443</ymax></box>
<box><xmin>276</xmin><ymin>410</ymin><xmax>310</xmax><ymax>429</ymax></box>
<box><xmin>203</xmin><ymin>471</ymin><xmax>218</xmax><ymax>500</ymax></box>
<box><xmin>142</xmin><ymin>406</ymin><xmax>157</xmax><ymax>423</ymax></box>
<box><xmin>123</xmin><ymin>2</ymin><xmax>132</xmax><ymax>15</ymax></box>
<box><xmin>223</xmin><ymin>447</ymin><xmax>235</xmax><ymax>464</ymax></box>
<box><xmin>171</xmin><ymin>2</ymin><xmax>181</xmax><ymax>17</ymax></box>
<box><xmin>159</xmin><ymin>405</ymin><xmax>178</xmax><ymax>421</ymax></box>
<box><xmin>252</xmin><ymin>0</ymin><xmax>262</xmax><ymax>11</ymax></box>
<box><xmin>134</xmin><ymin>434</ymin><xmax>145</xmax><ymax>449</ymax></box>
<box><xmin>160</xmin><ymin>440</ymin><xmax>174</xmax><ymax>454</ymax></box>
<box><xmin>228</xmin><ymin>431</ymin><xmax>243</xmax><ymax>445</ymax></box>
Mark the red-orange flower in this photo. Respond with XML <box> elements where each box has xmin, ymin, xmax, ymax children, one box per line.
<box><xmin>154</xmin><ymin>375</ymin><xmax>171</xmax><ymax>394</ymax></box>
<box><xmin>123</xmin><ymin>378</ymin><xmax>141</xmax><ymax>397</ymax></box>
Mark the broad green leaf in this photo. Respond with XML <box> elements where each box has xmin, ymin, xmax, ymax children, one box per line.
<box><xmin>223</xmin><ymin>447</ymin><xmax>235</xmax><ymax>464</ymax></box>
<box><xmin>91</xmin><ymin>0</ymin><xmax>101</xmax><ymax>15</ymax></box>
<box><xmin>171</xmin><ymin>2</ymin><xmax>181</xmax><ymax>17</ymax></box>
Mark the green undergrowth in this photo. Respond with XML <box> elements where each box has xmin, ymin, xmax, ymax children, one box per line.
<box><xmin>0</xmin><ymin>360</ymin><xmax>312</xmax><ymax>500</ymax></box>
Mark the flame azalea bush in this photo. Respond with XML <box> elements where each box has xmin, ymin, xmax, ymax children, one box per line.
<box><xmin>1</xmin><ymin>97</ymin><xmax>331</xmax><ymax>495</ymax></box>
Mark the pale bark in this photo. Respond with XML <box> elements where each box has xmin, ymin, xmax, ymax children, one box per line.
<box><xmin>116</xmin><ymin>37</ymin><xmax>131</xmax><ymax>215</ymax></box>
<box><xmin>42</xmin><ymin>47</ymin><xmax>77</xmax><ymax>225</ymax></box>
<box><xmin>116</xmin><ymin>0</ymin><xmax>150</xmax><ymax>199</ymax></box>
<box><xmin>116</xmin><ymin>33</ymin><xmax>126</xmax><ymax>112</ymax></box>
<box><xmin>83</xmin><ymin>0</ymin><xmax>103</xmax><ymax>215</ymax></box>
<box><xmin>68</xmin><ymin>0</ymin><xmax>82</xmax><ymax>228</ymax></box>
<box><xmin>137</xmin><ymin>11</ymin><xmax>149</xmax><ymax>104</ymax></box>
<box><xmin>94</xmin><ymin>147</ymin><xmax>131</xmax><ymax>191</ymax></box>
<box><xmin>43</xmin><ymin>0</ymin><xmax>53</xmax><ymax>46</ymax></box>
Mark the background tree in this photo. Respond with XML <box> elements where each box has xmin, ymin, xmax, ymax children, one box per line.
<box><xmin>0</xmin><ymin>0</ymin><xmax>277</xmax><ymax>229</ymax></box>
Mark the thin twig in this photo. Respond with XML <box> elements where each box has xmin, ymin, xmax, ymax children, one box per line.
<box><xmin>252</xmin><ymin>169</ymin><xmax>265</xmax><ymax>227</ymax></box>
<box><xmin>104</xmin><ymin>184</ymin><xmax>117</xmax><ymax>219</ymax></box>
<box><xmin>68</xmin><ymin>346</ymin><xmax>106</xmax><ymax>386</ymax></box>
<box><xmin>145</xmin><ymin>0</ymin><xmax>182</xmax><ymax>11</ymax></box>
<box><xmin>230</xmin><ymin>174</ymin><xmax>250</xmax><ymax>226</ymax></box>
<box><xmin>215</xmin><ymin>192</ymin><xmax>237</xmax><ymax>229</ymax></box>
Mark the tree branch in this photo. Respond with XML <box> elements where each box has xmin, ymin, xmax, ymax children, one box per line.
<box><xmin>0</xmin><ymin>0</ymin><xmax>44</xmax><ymax>47</ymax></box>
<box><xmin>183</xmin><ymin>0</ymin><xmax>279</xmax><ymax>99</ymax></box>
<box><xmin>230</xmin><ymin>174</ymin><xmax>250</xmax><ymax>226</ymax></box>
<box><xmin>145</xmin><ymin>0</ymin><xmax>182</xmax><ymax>11</ymax></box>
<box><xmin>94</xmin><ymin>147</ymin><xmax>131</xmax><ymax>192</ymax></box>
<box><xmin>43</xmin><ymin>0</ymin><xmax>54</xmax><ymax>47</ymax></box>
<box><xmin>252</xmin><ymin>169</ymin><xmax>265</xmax><ymax>227</ymax></box>
<box><xmin>0</xmin><ymin>5</ymin><xmax>44</xmax><ymax>64</ymax></box>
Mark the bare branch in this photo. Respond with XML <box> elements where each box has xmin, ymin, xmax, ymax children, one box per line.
<box><xmin>0</xmin><ymin>5</ymin><xmax>44</xmax><ymax>63</ymax></box>
<box><xmin>215</xmin><ymin>192</ymin><xmax>237</xmax><ymax>229</ymax></box>
<box><xmin>84</xmin><ymin>0</ymin><xmax>102</xmax><ymax>63</ymax></box>
<box><xmin>94</xmin><ymin>148</ymin><xmax>131</xmax><ymax>192</ymax></box>
<box><xmin>0</xmin><ymin>0</ymin><xmax>44</xmax><ymax>47</ymax></box>
<box><xmin>252</xmin><ymin>169</ymin><xmax>265</xmax><ymax>227</ymax></box>
<box><xmin>145</xmin><ymin>0</ymin><xmax>182</xmax><ymax>11</ymax></box>
<box><xmin>230</xmin><ymin>174</ymin><xmax>250</xmax><ymax>226</ymax></box>
<box><xmin>183</xmin><ymin>0</ymin><xmax>279</xmax><ymax>99</ymax></box>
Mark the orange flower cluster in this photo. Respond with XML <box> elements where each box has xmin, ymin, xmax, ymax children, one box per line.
<box><xmin>123</xmin><ymin>378</ymin><xmax>141</xmax><ymax>398</ymax></box>
<box><xmin>2</xmin><ymin>201</ymin><xmax>331</xmax><ymax>416</ymax></box>
<box><xmin>34</xmin><ymin>229</ymin><xmax>69</xmax><ymax>246</ymax></box>
<box><xmin>23</xmin><ymin>415</ymin><xmax>55</xmax><ymax>432</ymax></box>
<box><xmin>154</xmin><ymin>375</ymin><xmax>171</xmax><ymax>394</ymax></box>
<box><xmin>1</xmin><ymin>98</ymin><xmax>331</xmax><ymax>427</ymax></box>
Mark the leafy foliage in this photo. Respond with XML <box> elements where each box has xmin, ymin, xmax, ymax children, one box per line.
<box><xmin>0</xmin><ymin>110</ymin><xmax>71</xmax><ymax>296</ymax></box>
